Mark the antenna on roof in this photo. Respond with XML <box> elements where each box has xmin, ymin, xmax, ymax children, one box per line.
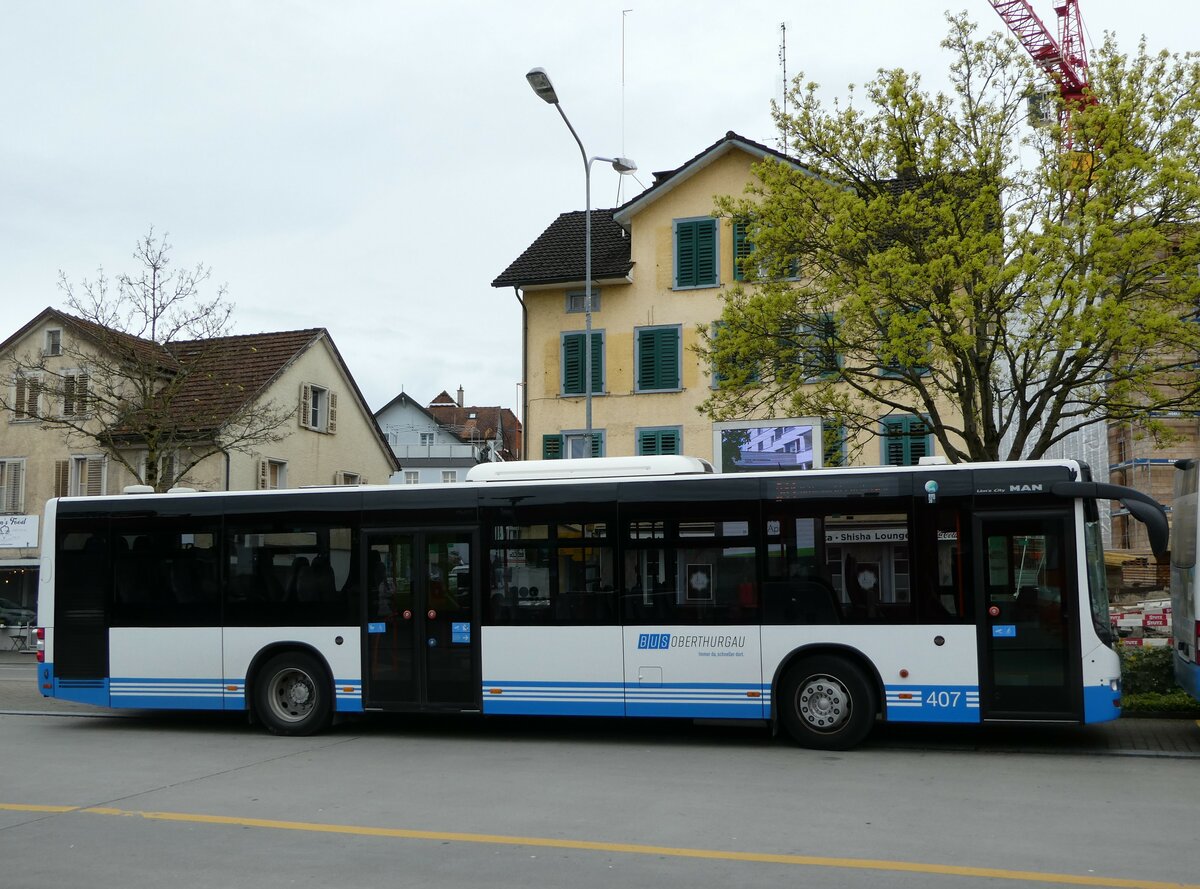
<box><xmin>779</xmin><ymin>22</ymin><xmax>788</xmax><ymax>158</ymax></box>
<box><xmin>619</xmin><ymin>8</ymin><xmax>633</xmax><ymax>205</ymax></box>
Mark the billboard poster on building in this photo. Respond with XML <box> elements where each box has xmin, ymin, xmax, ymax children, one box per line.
<box><xmin>711</xmin><ymin>418</ymin><xmax>823</xmax><ymax>473</ymax></box>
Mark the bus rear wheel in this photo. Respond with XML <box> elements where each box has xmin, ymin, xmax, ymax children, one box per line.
<box><xmin>780</xmin><ymin>656</ymin><xmax>877</xmax><ymax>750</ymax></box>
<box><xmin>255</xmin><ymin>651</ymin><xmax>333</xmax><ymax>736</ymax></box>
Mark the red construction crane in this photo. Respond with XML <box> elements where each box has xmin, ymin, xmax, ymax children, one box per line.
<box><xmin>988</xmin><ymin>1</ymin><xmax>1094</xmax><ymax>146</ymax></box>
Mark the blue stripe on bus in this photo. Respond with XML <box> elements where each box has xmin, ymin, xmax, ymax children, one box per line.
<box><xmin>481</xmin><ymin>681</ymin><xmax>769</xmax><ymax>719</ymax></box>
<box><xmin>47</xmin><ymin>674</ymin><xmax>364</xmax><ymax>713</ymax></box>
<box><xmin>1082</xmin><ymin>683</ymin><xmax>1122</xmax><ymax>723</ymax></box>
<box><xmin>883</xmin><ymin>686</ymin><xmax>980</xmax><ymax>723</ymax></box>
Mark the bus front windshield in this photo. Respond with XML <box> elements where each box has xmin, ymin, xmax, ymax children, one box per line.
<box><xmin>1084</xmin><ymin>519</ymin><xmax>1113</xmax><ymax>646</ymax></box>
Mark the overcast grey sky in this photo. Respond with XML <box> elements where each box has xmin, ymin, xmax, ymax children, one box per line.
<box><xmin>3</xmin><ymin>1</ymin><xmax>1196</xmax><ymax>416</ymax></box>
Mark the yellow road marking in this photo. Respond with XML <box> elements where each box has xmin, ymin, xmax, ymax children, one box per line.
<box><xmin>2</xmin><ymin>802</ymin><xmax>1196</xmax><ymax>889</ymax></box>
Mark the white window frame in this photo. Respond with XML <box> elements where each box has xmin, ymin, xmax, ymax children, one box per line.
<box><xmin>44</xmin><ymin>328</ymin><xmax>62</xmax><ymax>357</ymax></box>
<box><xmin>69</xmin><ymin>455</ymin><xmax>106</xmax><ymax>497</ymax></box>
<box><xmin>300</xmin><ymin>383</ymin><xmax>337</xmax><ymax>434</ymax></box>
<box><xmin>61</xmin><ymin>370</ymin><xmax>91</xmax><ymax>418</ymax></box>
<box><xmin>404</xmin><ymin>471</ymin><xmax>420</xmax><ymax>485</ymax></box>
<box><xmin>419</xmin><ymin>432</ymin><xmax>436</xmax><ymax>446</ymax></box>
<box><xmin>335</xmin><ymin>470</ymin><xmax>361</xmax><ymax>485</ymax></box>
<box><xmin>563</xmin><ymin>430</ymin><xmax>604</xmax><ymax>459</ymax></box>
<box><xmin>442</xmin><ymin>470</ymin><xmax>458</xmax><ymax>484</ymax></box>
<box><xmin>566</xmin><ymin>288</ymin><xmax>601</xmax><ymax>314</ymax></box>
<box><xmin>142</xmin><ymin>452</ymin><xmax>178</xmax><ymax>489</ymax></box>
<box><xmin>11</xmin><ymin>373</ymin><xmax>41</xmax><ymax>421</ymax></box>
<box><xmin>0</xmin><ymin>458</ymin><xmax>26</xmax><ymax>513</ymax></box>
<box><xmin>268</xmin><ymin>459</ymin><xmax>287</xmax><ymax>490</ymax></box>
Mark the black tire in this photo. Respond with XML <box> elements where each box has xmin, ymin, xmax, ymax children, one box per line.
<box><xmin>779</xmin><ymin>656</ymin><xmax>877</xmax><ymax>750</ymax></box>
<box><xmin>254</xmin><ymin>651</ymin><xmax>333</xmax><ymax>736</ymax></box>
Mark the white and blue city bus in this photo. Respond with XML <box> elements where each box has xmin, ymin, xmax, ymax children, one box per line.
<box><xmin>1170</xmin><ymin>459</ymin><xmax>1200</xmax><ymax>702</ymax></box>
<box><xmin>36</xmin><ymin>455</ymin><xmax>1167</xmax><ymax>749</ymax></box>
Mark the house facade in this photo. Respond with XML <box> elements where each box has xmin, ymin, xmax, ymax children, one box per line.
<box><xmin>493</xmin><ymin>132</ymin><xmax>955</xmax><ymax>467</ymax></box>
<box><xmin>375</xmin><ymin>387</ymin><xmax>522</xmax><ymax>484</ymax></box>
<box><xmin>0</xmin><ymin>308</ymin><xmax>398</xmax><ymax>615</ymax></box>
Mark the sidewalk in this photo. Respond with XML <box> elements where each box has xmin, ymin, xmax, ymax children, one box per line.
<box><xmin>2</xmin><ymin>649</ymin><xmax>1198</xmax><ymax>755</ymax></box>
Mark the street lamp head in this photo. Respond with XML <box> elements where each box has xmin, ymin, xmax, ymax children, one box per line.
<box><xmin>526</xmin><ymin>67</ymin><xmax>559</xmax><ymax>104</ymax></box>
<box><xmin>611</xmin><ymin>157</ymin><xmax>637</xmax><ymax>174</ymax></box>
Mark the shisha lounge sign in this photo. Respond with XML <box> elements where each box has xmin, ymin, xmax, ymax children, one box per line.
<box><xmin>0</xmin><ymin>516</ymin><xmax>39</xmax><ymax>549</ymax></box>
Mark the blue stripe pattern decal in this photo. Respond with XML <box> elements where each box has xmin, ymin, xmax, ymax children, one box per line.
<box><xmin>482</xmin><ymin>681</ymin><xmax>769</xmax><ymax>719</ymax></box>
<box><xmin>884</xmin><ymin>685</ymin><xmax>980</xmax><ymax>723</ymax></box>
<box><xmin>111</xmin><ymin>678</ymin><xmax>226</xmax><ymax>710</ymax></box>
<box><xmin>335</xmin><ymin>680</ymin><xmax>364</xmax><ymax>713</ymax></box>
<box><xmin>55</xmin><ymin>676</ymin><xmax>366</xmax><ymax>713</ymax></box>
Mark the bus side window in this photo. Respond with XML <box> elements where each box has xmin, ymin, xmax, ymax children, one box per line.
<box><xmin>914</xmin><ymin>506</ymin><xmax>971</xmax><ymax>624</ymax></box>
<box><xmin>622</xmin><ymin>516</ymin><xmax>758</xmax><ymax>626</ymax></box>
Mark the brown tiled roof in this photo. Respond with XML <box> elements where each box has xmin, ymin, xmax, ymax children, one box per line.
<box><xmin>165</xmin><ymin>329</ymin><xmax>324</xmax><ymax>432</ymax></box>
<box><xmin>57</xmin><ymin>310</ymin><xmax>178</xmax><ymax>369</ymax></box>
<box><xmin>425</xmin><ymin>401</ymin><xmax>522</xmax><ymax>460</ymax></box>
<box><xmin>491</xmin><ymin>209</ymin><xmax>633</xmax><ymax>289</ymax></box>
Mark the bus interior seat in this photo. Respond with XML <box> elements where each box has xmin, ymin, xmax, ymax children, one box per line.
<box><xmin>287</xmin><ymin>556</ymin><xmax>310</xmax><ymax>602</ymax></box>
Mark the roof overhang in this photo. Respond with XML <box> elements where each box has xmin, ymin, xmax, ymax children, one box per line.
<box><xmin>516</xmin><ymin>273</ymin><xmax>634</xmax><ymax>293</ymax></box>
<box><xmin>613</xmin><ymin>137</ymin><xmax>804</xmax><ymax>226</ymax></box>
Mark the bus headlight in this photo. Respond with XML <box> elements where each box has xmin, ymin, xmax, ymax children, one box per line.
<box><xmin>1110</xmin><ymin>678</ymin><xmax>1121</xmax><ymax>693</ymax></box>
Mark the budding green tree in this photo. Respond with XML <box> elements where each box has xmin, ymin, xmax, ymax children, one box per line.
<box><xmin>698</xmin><ymin>14</ymin><xmax>1200</xmax><ymax>463</ymax></box>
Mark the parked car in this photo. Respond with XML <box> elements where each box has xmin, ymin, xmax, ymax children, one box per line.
<box><xmin>0</xmin><ymin>597</ymin><xmax>35</xmax><ymax>626</ymax></box>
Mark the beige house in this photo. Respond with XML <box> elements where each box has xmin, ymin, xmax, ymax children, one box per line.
<box><xmin>0</xmin><ymin>308</ymin><xmax>398</xmax><ymax>613</ymax></box>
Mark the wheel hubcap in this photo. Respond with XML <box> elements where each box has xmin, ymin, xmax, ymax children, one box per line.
<box><xmin>269</xmin><ymin>668</ymin><xmax>315</xmax><ymax>723</ymax></box>
<box><xmin>797</xmin><ymin>674</ymin><xmax>850</xmax><ymax>732</ymax></box>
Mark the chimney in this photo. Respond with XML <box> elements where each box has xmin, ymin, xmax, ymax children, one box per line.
<box><xmin>457</xmin><ymin>385</ymin><xmax>464</xmax><ymax>408</ymax></box>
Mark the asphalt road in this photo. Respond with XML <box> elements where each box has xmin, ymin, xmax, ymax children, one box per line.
<box><xmin>2</xmin><ymin>655</ymin><xmax>1199</xmax><ymax>888</ymax></box>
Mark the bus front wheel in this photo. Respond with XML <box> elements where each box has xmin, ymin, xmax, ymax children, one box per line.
<box><xmin>780</xmin><ymin>656</ymin><xmax>877</xmax><ymax>750</ymax></box>
<box><xmin>254</xmin><ymin>651</ymin><xmax>333</xmax><ymax>736</ymax></box>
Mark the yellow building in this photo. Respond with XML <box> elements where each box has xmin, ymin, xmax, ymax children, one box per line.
<box><xmin>494</xmin><ymin>132</ymin><xmax>948</xmax><ymax>467</ymax></box>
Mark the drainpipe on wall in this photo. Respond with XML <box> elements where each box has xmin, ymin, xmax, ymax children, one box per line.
<box><xmin>513</xmin><ymin>286</ymin><xmax>527</xmax><ymax>459</ymax></box>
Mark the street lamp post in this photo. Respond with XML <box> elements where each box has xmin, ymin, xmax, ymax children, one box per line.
<box><xmin>527</xmin><ymin>67</ymin><xmax>636</xmax><ymax>457</ymax></box>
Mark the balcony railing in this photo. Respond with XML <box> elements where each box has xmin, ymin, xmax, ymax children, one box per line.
<box><xmin>390</xmin><ymin>443</ymin><xmax>486</xmax><ymax>460</ymax></box>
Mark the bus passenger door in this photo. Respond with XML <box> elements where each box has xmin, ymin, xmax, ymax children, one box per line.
<box><xmin>974</xmin><ymin>512</ymin><xmax>1080</xmax><ymax>720</ymax></box>
<box><xmin>362</xmin><ymin>530</ymin><xmax>478</xmax><ymax>710</ymax></box>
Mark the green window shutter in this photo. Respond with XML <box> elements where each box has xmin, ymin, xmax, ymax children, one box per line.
<box><xmin>883</xmin><ymin>417</ymin><xmax>929</xmax><ymax>466</ymax></box>
<box><xmin>675</xmin><ymin>219</ymin><xmax>717</xmax><ymax>288</ymax></box>
<box><xmin>562</xmin><ymin>332</ymin><xmax>602</xmax><ymax>395</ymax></box>
<box><xmin>804</xmin><ymin>316</ymin><xmax>841</xmax><ymax>378</ymax></box>
<box><xmin>732</xmin><ymin>220</ymin><xmax>753</xmax><ymax>282</ymax></box>
<box><xmin>676</xmin><ymin>222</ymin><xmax>696</xmax><ymax>288</ymax></box>
<box><xmin>823</xmin><ymin>425</ymin><xmax>847</xmax><ymax>467</ymax></box>
<box><xmin>637</xmin><ymin>429</ymin><xmax>680</xmax><ymax>456</ymax></box>
<box><xmin>637</xmin><ymin>327</ymin><xmax>680</xmax><ymax>391</ymax></box>
<box><xmin>543</xmin><ymin>435</ymin><xmax>564</xmax><ymax>460</ymax></box>
<box><xmin>589</xmin><ymin>432</ymin><xmax>603</xmax><ymax>458</ymax></box>
<box><xmin>563</xmin><ymin>334</ymin><xmax>582</xmax><ymax>394</ymax></box>
<box><xmin>695</xmin><ymin>219</ymin><xmax>716</xmax><ymax>285</ymax></box>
